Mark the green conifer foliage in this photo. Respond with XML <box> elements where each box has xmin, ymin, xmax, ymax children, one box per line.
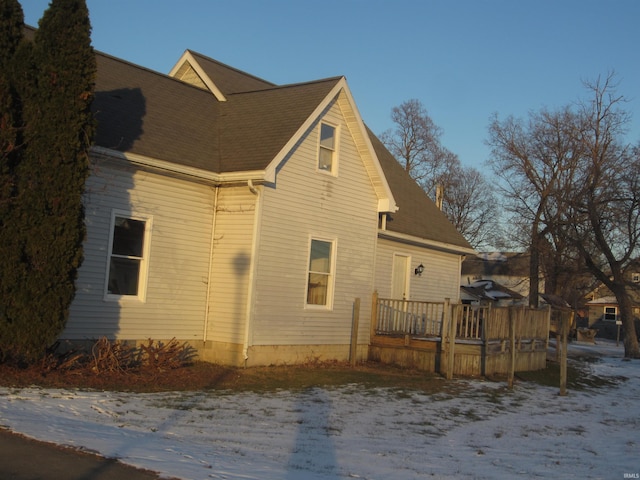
<box><xmin>0</xmin><ymin>0</ymin><xmax>23</xmax><ymax>197</ymax></box>
<box><xmin>0</xmin><ymin>0</ymin><xmax>95</xmax><ymax>362</ymax></box>
<box><xmin>0</xmin><ymin>0</ymin><xmax>26</xmax><ymax>362</ymax></box>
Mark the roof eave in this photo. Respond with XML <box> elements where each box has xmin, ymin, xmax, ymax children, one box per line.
<box><xmin>378</xmin><ymin>229</ymin><xmax>476</xmax><ymax>256</ymax></box>
<box><xmin>92</xmin><ymin>146</ymin><xmax>267</xmax><ymax>185</ymax></box>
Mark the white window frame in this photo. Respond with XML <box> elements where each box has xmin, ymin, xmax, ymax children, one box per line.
<box><xmin>632</xmin><ymin>272</ymin><xmax>640</xmax><ymax>283</ymax></box>
<box><xmin>604</xmin><ymin>306</ymin><xmax>617</xmax><ymax>322</ymax></box>
<box><xmin>317</xmin><ymin>122</ymin><xmax>339</xmax><ymax>175</ymax></box>
<box><xmin>305</xmin><ymin>237</ymin><xmax>337</xmax><ymax>310</ymax></box>
<box><xmin>104</xmin><ymin>210</ymin><xmax>152</xmax><ymax>302</ymax></box>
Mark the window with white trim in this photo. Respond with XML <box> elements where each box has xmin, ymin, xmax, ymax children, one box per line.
<box><xmin>306</xmin><ymin>238</ymin><xmax>335</xmax><ymax>307</ymax></box>
<box><xmin>105</xmin><ymin>212</ymin><xmax>151</xmax><ymax>300</ymax></box>
<box><xmin>632</xmin><ymin>272</ymin><xmax>640</xmax><ymax>283</ymax></box>
<box><xmin>604</xmin><ymin>306</ymin><xmax>617</xmax><ymax>322</ymax></box>
<box><xmin>318</xmin><ymin>122</ymin><xmax>337</xmax><ymax>173</ymax></box>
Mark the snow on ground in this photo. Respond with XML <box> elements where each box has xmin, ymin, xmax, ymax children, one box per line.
<box><xmin>1</xmin><ymin>340</ymin><xmax>639</xmax><ymax>480</ymax></box>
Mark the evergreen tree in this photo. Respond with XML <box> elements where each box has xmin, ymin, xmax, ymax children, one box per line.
<box><xmin>0</xmin><ymin>0</ymin><xmax>95</xmax><ymax>362</ymax></box>
<box><xmin>0</xmin><ymin>0</ymin><xmax>26</xmax><ymax>362</ymax></box>
<box><xmin>0</xmin><ymin>0</ymin><xmax>23</xmax><ymax>202</ymax></box>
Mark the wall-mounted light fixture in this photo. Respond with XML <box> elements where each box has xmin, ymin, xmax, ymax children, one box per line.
<box><xmin>414</xmin><ymin>264</ymin><xmax>424</xmax><ymax>276</ymax></box>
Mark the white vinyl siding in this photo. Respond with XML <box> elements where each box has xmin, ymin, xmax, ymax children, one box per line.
<box><xmin>205</xmin><ymin>186</ymin><xmax>256</xmax><ymax>344</ymax></box>
<box><xmin>251</xmin><ymin>97</ymin><xmax>379</xmax><ymax>346</ymax></box>
<box><xmin>65</xmin><ymin>160</ymin><xmax>214</xmax><ymax>340</ymax></box>
<box><xmin>375</xmin><ymin>237</ymin><xmax>462</xmax><ymax>303</ymax></box>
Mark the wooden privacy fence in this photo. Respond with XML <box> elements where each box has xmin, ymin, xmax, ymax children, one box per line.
<box><xmin>368</xmin><ymin>292</ymin><xmax>554</xmax><ymax>377</ymax></box>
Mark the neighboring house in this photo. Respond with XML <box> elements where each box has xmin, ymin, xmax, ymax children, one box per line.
<box><xmin>584</xmin><ymin>266</ymin><xmax>640</xmax><ymax>339</ymax></box>
<box><xmin>460</xmin><ymin>279</ymin><xmax>524</xmax><ymax>306</ymax></box>
<box><xmin>461</xmin><ymin>252</ymin><xmax>541</xmax><ymax>300</ymax></box>
<box><xmin>51</xmin><ymin>39</ymin><xmax>473</xmax><ymax>366</ymax></box>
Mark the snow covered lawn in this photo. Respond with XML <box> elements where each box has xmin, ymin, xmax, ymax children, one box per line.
<box><xmin>1</xmin><ymin>340</ymin><xmax>639</xmax><ymax>479</ymax></box>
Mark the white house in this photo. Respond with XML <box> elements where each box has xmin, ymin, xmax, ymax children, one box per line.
<box><xmin>59</xmin><ymin>44</ymin><xmax>473</xmax><ymax>366</ymax></box>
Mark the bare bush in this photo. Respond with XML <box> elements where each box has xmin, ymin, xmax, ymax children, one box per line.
<box><xmin>91</xmin><ymin>337</ymin><xmax>137</xmax><ymax>374</ymax></box>
<box><xmin>138</xmin><ymin>338</ymin><xmax>197</xmax><ymax>372</ymax></box>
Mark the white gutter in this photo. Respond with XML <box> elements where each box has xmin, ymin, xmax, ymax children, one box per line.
<box><xmin>90</xmin><ymin>146</ymin><xmax>269</xmax><ymax>184</ymax></box>
<box><xmin>378</xmin><ymin>229</ymin><xmax>476</xmax><ymax>256</ymax></box>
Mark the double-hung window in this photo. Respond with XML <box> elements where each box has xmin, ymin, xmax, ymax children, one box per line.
<box><xmin>318</xmin><ymin>122</ymin><xmax>337</xmax><ymax>173</ymax></box>
<box><xmin>604</xmin><ymin>306</ymin><xmax>617</xmax><ymax>322</ymax></box>
<box><xmin>105</xmin><ymin>211</ymin><xmax>151</xmax><ymax>300</ymax></box>
<box><xmin>306</xmin><ymin>238</ymin><xmax>335</xmax><ymax>307</ymax></box>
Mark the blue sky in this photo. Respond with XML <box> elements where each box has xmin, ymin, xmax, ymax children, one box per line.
<box><xmin>22</xmin><ymin>0</ymin><xmax>640</xmax><ymax>171</ymax></box>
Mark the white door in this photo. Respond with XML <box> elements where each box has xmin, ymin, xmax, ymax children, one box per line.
<box><xmin>392</xmin><ymin>254</ymin><xmax>410</xmax><ymax>300</ymax></box>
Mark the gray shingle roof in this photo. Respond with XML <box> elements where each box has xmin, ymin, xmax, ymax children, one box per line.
<box><xmin>186</xmin><ymin>50</ymin><xmax>275</xmax><ymax>94</ymax></box>
<box><xmin>93</xmin><ymin>51</ymin><xmax>340</xmax><ymax>173</ymax></box>
<box><xmin>90</xmin><ymin>43</ymin><xmax>471</xmax><ymax>249</ymax></box>
<box><xmin>218</xmin><ymin>79</ymin><xmax>341</xmax><ymax>172</ymax></box>
<box><xmin>368</xmin><ymin>127</ymin><xmax>472</xmax><ymax>249</ymax></box>
<box><xmin>461</xmin><ymin>252</ymin><xmax>530</xmax><ymax>276</ymax></box>
<box><xmin>94</xmin><ymin>53</ymin><xmax>221</xmax><ymax>171</ymax></box>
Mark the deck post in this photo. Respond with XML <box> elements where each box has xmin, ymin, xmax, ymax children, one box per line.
<box><xmin>559</xmin><ymin>311</ymin><xmax>568</xmax><ymax>396</ymax></box>
<box><xmin>445</xmin><ymin>298</ymin><xmax>454</xmax><ymax>379</ymax></box>
<box><xmin>370</xmin><ymin>291</ymin><xmax>378</xmax><ymax>343</ymax></box>
<box><xmin>479</xmin><ymin>304</ymin><xmax>493</xmax><ymax>375</ymax></box>
<box><xmin>350</xmin><ymin>298</ymin><xmax>361</xmax><ymax>367</ymax></box>
<box><xmin>507</xmin><ymin>306</ymin><xmax>518</xmax><ymax>389</ymax></box>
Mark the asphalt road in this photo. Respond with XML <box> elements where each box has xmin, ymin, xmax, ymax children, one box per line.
<box><xmin>0</xmin><ymin>428</ymin><xmax>174</xmax><ymax>480</ymax></box>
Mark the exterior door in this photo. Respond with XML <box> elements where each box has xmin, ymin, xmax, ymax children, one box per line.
<box><xmin>392</xmin><ymin>254</ymin><xmax>410</xmax><ymax>300</ymax></box>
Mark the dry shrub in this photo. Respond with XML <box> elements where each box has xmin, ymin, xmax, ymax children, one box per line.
<box><xmin>138</xmin><ymin>338</ymin><xmax>196</xmax><ymax>372</ymax></box>
<box><xmin>91</xmin><ymin>337</ymin><xmax>137</xmax><ymax>374</ymax></box>
<box><xmin>17</xmin><ymin>337</ymin><xmax>198</xmax><ymax>377</ymax></box>
<box><xmin>40</xmin><ymin>343</ymin><xmax>86</xmax><ymax>372</ymax></box>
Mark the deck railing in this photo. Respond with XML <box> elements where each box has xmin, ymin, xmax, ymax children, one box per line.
<box><xmin>453</xmin><ymin>304</ymin><xmax>487</xmax><ymax>339</ymax></box>
<box><xmin>369</xmin><ymin>292</ymin><xmax>557</xmax><ymax>378</ymax></box>
<box><xmin>374</xmin><ymin>297</ymin><xmax>445</xmax><ymax>337</ymax></box>
<box><xmin>372</xmin><ymin>292</ymin><xmax>552</xmax><ymax>342</ymax></box>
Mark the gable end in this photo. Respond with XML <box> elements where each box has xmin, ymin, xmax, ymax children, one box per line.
<box><xmin>172</xmin><ymin>61</ymin><xmax>208</xmax><ymax>90</ymax></box>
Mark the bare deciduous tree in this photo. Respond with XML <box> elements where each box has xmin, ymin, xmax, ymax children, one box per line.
<box><xmin>488</xmin><ymin>106</ymin><xmax>583</xmax><ymax>307</ymax></box>
<box><xmin>441</xmin><ymin>165</ymin><xmax>498</xmax><ymax>249</ymax></box>
<box><xmin>379</xmin><ymin>98</ymin><xmax>445</xmax><ymax>186</ymax></box>
<box><xmin>488</xmin><ymin>73</ymin><xmax>640</xmax><ymax>358</ymax></box>
<box><xmin>381</xmin><ymin>99</ymin><xmax>497</xmax><ymax>249</ymax></box>
<box><xmin>565</xmin><ymin>75</ymin><xmax>640</xmax><ymax>358</ymax></box>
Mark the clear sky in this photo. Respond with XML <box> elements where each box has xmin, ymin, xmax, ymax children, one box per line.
<box><xmin>22</xmin><ymin>0</ymin><xmax>640</xmax><ymax>171</ymax></box>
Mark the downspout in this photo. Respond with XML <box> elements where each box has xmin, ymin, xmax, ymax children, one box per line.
<box><xmin>243</xmin><ymin>179</ymin><xmax>261</xmax><ymax>365</ymax></box>
<box><xmin>203</xmin><ymin>186</ymin><xmax>220</xmax><ymax>342</ymax></box>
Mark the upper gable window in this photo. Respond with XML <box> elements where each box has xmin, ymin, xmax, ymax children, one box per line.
<box><xmin>318</xmin><ymin>123</ymin><xmax>338</xmax><ymax>174</ymax></box>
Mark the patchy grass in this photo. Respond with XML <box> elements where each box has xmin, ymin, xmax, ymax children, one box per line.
<box><xmin>0</xmin><ymin>354</ymin><xmax>625</xmax><ymax>396</ymax></box>
<box><xmin>516</xmin><ymin>359</ymin><xmax>627</xmax><ymax>390</ymax></box>
<box><xmin>0</xmin><ymin>360</ymin><xmax>463</xmax><ymax>394</ymax></box>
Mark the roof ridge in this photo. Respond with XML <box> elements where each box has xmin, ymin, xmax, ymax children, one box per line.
<box><xmin>27</xmin><ymin>25</ymin><xmax>213</xmax><ymax>96</ymax></box>
<box><xmin>97</xmin><ymin>50</ymin><xmax>217</xmax><ymax>95</ymax></box>
<box><xmin>187</xmin><ymin>49</ymin><xmax>275</xmax><ymax>87</ymax></box>
<box><xmin>227</xmin><ymin>76</ymin><xmax>344</xmax><ymax>96</ymax></box>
